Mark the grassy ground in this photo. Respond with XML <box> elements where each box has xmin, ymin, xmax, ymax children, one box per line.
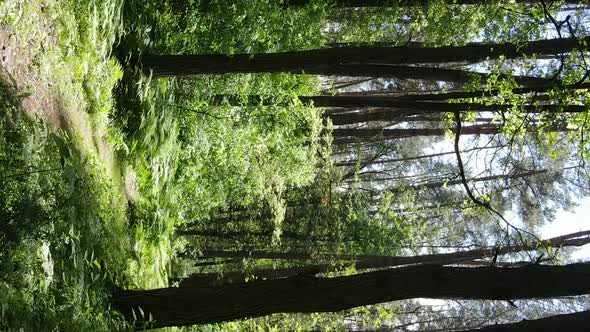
<box><xmin>0</xmin><ymin>0</ymin><xmax>173</xmax><ymax>330</ymax></box>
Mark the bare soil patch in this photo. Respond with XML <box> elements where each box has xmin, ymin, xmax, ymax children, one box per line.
<box><xmin>0</xmin><ymin>25</ymin><xmax>63</xmax><ymax>128</ymax></box>
<box><xmin>0</xmin><ymin>23</ymin><xmax>136</xmax><ymax>201</ymax></box>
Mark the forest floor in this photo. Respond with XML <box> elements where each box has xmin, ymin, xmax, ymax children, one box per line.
<box><xmin>0</xmin><ymin>1</ymin><xmax>129</xmax><ymax>202</ymax></box>
<box><xmin>0</xmin><ymin>1</ymin><xmax>173</xmax><ymax>330</ymax></box>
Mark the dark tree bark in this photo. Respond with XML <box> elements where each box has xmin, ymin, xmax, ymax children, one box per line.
<box><xmin>332</xmin><ymin>82</ymin><xmax>590</xmax><ymax>102</ymax></box>
<box><xmin>178</xmin><ymin>231</ymin><xmax>589</xmax><ymax>288</ymax></box>
<box><xmin>327</xmin><ymin>104</ymin><xmax>583</xmax><ymax>125</ymax></box>
<box><xmin>327</xmin><ymin>108</ymin><xmax>577</xmax><ymax>126</ymax></box>
<box><xmin>196</xmin><ymin>230</ymin><xmax>590</xmax><ymax>285</ymax></box>
<box><xmin>112</xmin><ymin>263</ymin><xmax>590</xmax><ymax>328</ymax></box>
<box><xmin>178</xmin><ymin>258</ymin><xmax>550</xmax><ymax>288</ymax></box>
<box><xmin>300</xmin><ymin>98</ymin><xmax>585</xmax><ymax>111</ymax></box>
<box><xmin>176</xmin><ymin>228</ymin><xmax>311</xmax><ymax>243</ymax></box>
<box><xmin>336</xmin><ymin>144</ymin><xmax>504</xmax><ymax>167</ymax></box>
<box><xmin>142</xmin><ymin>37</ymin><xmax>590</xmax><ymax>77</ymax></box>
<box><xmin>199</xmin><ymin>230</ymin><xmax>590</xmax><ymax>265</ymax></box>
<box><xmin>332</xmin><ymin>124</ymin><xmax>571</xmax><ymax>144</ymax></box>
<box><xmin>207</xmin><ymin>96</ymin><xmax>585</xmax><ymax>125</ymax></box>
<box><xmin>193</xmin><ymin>259</ymin><xmax>239</xmax><ymax>268</ymax></box>
<box><xmin>310</xmin><ymin>65</ymin><xmax>553</xmax><ymax>84</ymax></box>
<box><xmin>284</xmin><ymin>0</ymin><xmax>587</xmax><ymax>8</ymax></box>
<box><xmin>199</xmin><ymin>249</ymin><xmax>314</xmax><ymax>260</ymax></box>
<box><xmin>332</xmin><ymin>125</ymin><xmax>520</xmax><ymax>145</ymax></box>
<box><xmin>461</xmin><ymin>310</ymin><xmax>590</xmax><ymax>332</ymax></box>
<box><xmin>145</xmin><ymin>60</ymin><xmax>557</xmax><ymax>82</ymax></box>
<box><xmin>178</xmin><ymin>266</ymin><xmax>320</xmax><ymax>287</ymax></box>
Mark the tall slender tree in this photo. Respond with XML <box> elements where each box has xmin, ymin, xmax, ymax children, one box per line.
<box><xmin>332</xmin><ymin>125</ymin><xmax>571</xmax><ymax>145</ymax></box>
<box><xmin>141</xmin><ymin>37</ymin><xmax>589</xmax><ymax>77</ymax></box>
<box><xmin>112</xmin><ymin>263</ymin><xmax>590</xmax><ymax>328</ymax></box>
<box><xmin>283</xmin><ymin>0</ymin><xmax>588</xmax><ymax>8</ymax></box>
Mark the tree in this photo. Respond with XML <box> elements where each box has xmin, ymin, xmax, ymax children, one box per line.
<box><xmin>130</xmin><ymin>2</ymin><xmax>590</xmax><ymax>330</ymax></box>
<box><xmin>141</xmin><ymin>37</ymin><xmax>589</xmax><ymax>77</ymax></box>
<box><xmin>177</xmin><ymin>230</ymin><xmax>590</xmax><ymax>287</ymax></box>
<box><xmin>329</xmin><ymin>82</ymin><xmax>590</xmax><ymax>101</ymax></box>
<box><xmin>284</xmin><ymin>0</ymin><xmax>588</xmax><ymax>8</ymax></box>
<box><xmin>210</xmin><ymin>96</ymin><xmax>585</xmax><ymax>111</ymax></box>
<box><xmin>460</xmin><ymin>310</ymin><xmax>590</xmax><ymax>332</ymax></box>
<box><xmin>384</xmin><ymin>301</ymin><xmax>590</xmax><ymax>332</ymax></box>
<box><xmin>331</xmin><ymin>125</ymin><xmax>571</xmax><ymax>145</ymax></box>
<box><xmin>195</xmin><ymin>229</ymin><xmax>590</xmax><ymax>265</ymax></box>
<box><xmin>335</xmin><ymin>145</ymin><xmax>503</xmax><ymax>167</ymax></box>
<box><xmin>112</xmin><ymin>263</ymin><xmax>590</xmax><ymax>328</ymax></box>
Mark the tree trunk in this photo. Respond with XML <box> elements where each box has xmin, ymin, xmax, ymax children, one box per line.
<box><xmin>311</xmin><ymin>98</ymin><xmax>584</xmax><ymax>111</ymax></box>
<box><xmin>377</xmin><ymin>81</ymin><xmax>590</xmax><ymax>102</ymax></box>
<box><xmin>208</xmin><ymin>95</ymin><xmax>585</xmax><ymax>118</ymax></box>
<box><xmin>332</xmin><ymin>125</ymin><xmax>491</xmax><ymax>143</ymax></box>
<box><xmin>328</xmin><ymin>111</ymin><xmax>472</xmax><ymax>126</ymax></box>
<box><xmin>178</xmin><ymin>266</ymin><xmax>320</xmax><ymax>287</ymax></box>
<box><xmin>378</xmin><ymin>168</ymin><xmax>551</xmax><ymax>189</ymax></box>
<box><xmin>336</xmin><ymin>144</ymin><xmax>504</xmax><ymax>167</ymax></box>
<box><xmin>146</xmin><ymin>61</ymin><xmax>558</xmax><ymax>83</ymax></box>
<box><xmin>332</xmin><ymin>124</ymin><xmax>570</xmax><ymax>144</ymax></box>
<box><xmin>461</xmin><ymin>310</ymin><xmax>590</xmax><ymax>332</ymax></box>
<box><xmin>284</xmin><ymin>0</ymin><xmax>587</xmax><ymax>7</ymax></box>
<box><xmin>327</xmin><ymin>105</ymin><xmax>583</xmax><ymax>126</ymax></box>
<box><xmin>112</xmin><ymin>263</ymin><xmax>590</xmax><ymax>328</ymax></box>
<box><xmin>200</xmin><ymin>230</ymin><xmax>590</xmax><ymax>264</ymax></box>
<box><xmin>177</xmin><ymin>228</ymin><xmax>308</xmax><ymax>241</ymax></box>
<box><xmin>142</xmin><ymin>37</ymin><xmax>590</xmax><ymax>77</ymax></box>
<box><xmin>178</xmin><ymin>257</ymin><xmax>551</xmax><ymax>288</ymax></box>
<box><xmin>314</xmin><ymin>65</ymin><xmax>553</xmax><ymax>84</ymax></box>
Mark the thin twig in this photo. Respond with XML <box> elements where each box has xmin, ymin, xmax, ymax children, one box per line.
<box><xmin>453</xmin><ymin>111</ymin><xmax>541</xmax><ymax>253</ymax></box>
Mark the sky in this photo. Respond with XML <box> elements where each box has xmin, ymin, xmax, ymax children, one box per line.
<box><xmin>541</xmin><ymin>196</ymin><xmax>590</xmax><ymax>261</ymax></box>
<box><xmin>423</xmin><ymin>137</ymin><xmax>590</xmax><ymax>263</ymax></box>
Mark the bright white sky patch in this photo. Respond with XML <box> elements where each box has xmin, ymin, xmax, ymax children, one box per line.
<box><xmin>541</xmin><ymin>196</ymin><xmax>590</xmax><ymax>261</ymax></box>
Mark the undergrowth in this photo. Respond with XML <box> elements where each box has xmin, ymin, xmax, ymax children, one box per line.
<box><xmin>113</xmin><ymin>0</ymin><xmax>327</xmax><ymax>251</ymax></box>
<box><xmin>0</xmin><ymin>0</ymin><xmax>132</xmax><ymax>330</ymax></box>
<box><xmin>1</xmin><ymin>0</ymin><xmax>330</xmax><ymax>330</ymax></box>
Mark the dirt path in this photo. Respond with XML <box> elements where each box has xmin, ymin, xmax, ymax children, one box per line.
<box><xmin>0</xmin><ymin>22</ymin><xmax>135</xmax><ymax>202</ymax></box>
<box><xmin>0</xmin><ymin>26</ymin><xmax>64</xmax><ymax>128</ymax></box>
